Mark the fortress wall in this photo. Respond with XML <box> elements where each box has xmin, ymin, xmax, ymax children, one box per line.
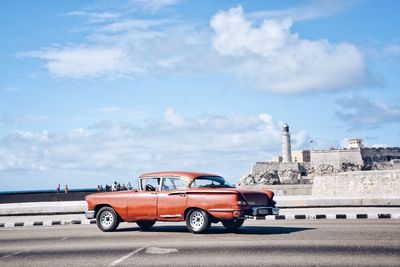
<box><xmin>312</xmin><ymin>170</ymin><xmax>400</xmax><ymax>197</ymax></box>
<box><xmin>310</xmin><ymin>149</ymin><xmax>363</xmax><ymax>170</ymax></box>
<box><xmin>361</xmin><ymin>147</ymin><xmax>400</xmax><ymax>163</ymax></box>
<box><xmin>251</xmin><ymin>162</ymin><xmax>300</xmax><ymax>174</ymax></box>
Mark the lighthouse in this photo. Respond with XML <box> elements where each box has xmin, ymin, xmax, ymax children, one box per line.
<box><xmin>282</xmin><ymin>123</ymin><xmax>292</xmax><ymax>163</ymax></box>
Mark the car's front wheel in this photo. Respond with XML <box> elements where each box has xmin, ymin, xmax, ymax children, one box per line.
<box><xmin>186</xmin><ymin>209</ymin><xmax>211</xmax><ymax>234</ymax></box>
<box><xmin>221</xmin><ymin>219</ymin><xmax>244</xmax><ymax>231</ymax></box>
<box><xmin>96</xmin><ymin>206</ymin><xmax>120</xmax><ymax>232</ymax></box>
<box><xmin>136</xmin><ymin>220</ymin><xmax>156</xmax><ymax>231</ymax></box>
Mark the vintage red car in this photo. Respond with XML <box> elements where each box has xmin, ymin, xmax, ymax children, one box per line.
<box><xmin>85</xmin><ymin>171</ymin><xmax>279</xmax><ymax>234</ymax></box>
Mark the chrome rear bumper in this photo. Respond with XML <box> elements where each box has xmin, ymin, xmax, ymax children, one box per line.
<box><xmin>239</xmin><ymin>206</ymin><xmax>279</xmax><ymax>219</ymax></box>
<box><xmin>251</xmin><ymin>206</ymin><xmax>280</xmax><ymax>216</ymax></box>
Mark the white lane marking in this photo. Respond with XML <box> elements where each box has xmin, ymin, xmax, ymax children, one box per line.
<box><xmin>145</xmin><ymin>247</ymin><xmax>178</xmax><ymax>254</ymax></box>
<box><xmin>109</xmin><ymin>247</ymin><xmax>146</xmax><ymax>266</ymax></box>
<box><xmin>61</xmin><ymin>237</ymin><xmax>68</xmax><ymax>240</ymax></box>
<box><xmin>1</xmin><ymin>249</ymin><xmax>32</xmax><ymax>259</ymax></box>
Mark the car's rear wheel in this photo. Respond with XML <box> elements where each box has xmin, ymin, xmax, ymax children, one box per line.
<box><xmin>221</xmin><ymin>219</ymin><xmax>244</xmax><ymax>231</ymax></box>
<box><xmin>136</xmin><ymin>220</ymin><xmax>156</xmax><ymax>230</ymax></box>
<box><xmin>96</xmin><ymin>206</ymin><xmax>120</xmax><ymax>232</ymax></box>
<box><xmin>186</xmin><ymin>209</ymin><xmax>211</xmax><ymax>234</ymax></box>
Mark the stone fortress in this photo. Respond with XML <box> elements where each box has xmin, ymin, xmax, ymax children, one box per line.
<box><xmin>238</xmin><ymin>124</ymin><xmax>400</xmax><ymax>187</ymax></box>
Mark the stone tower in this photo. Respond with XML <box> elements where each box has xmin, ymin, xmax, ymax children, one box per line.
<box><xmin>282</xmin><ymin>123</ymin><xmax>292</xmax><ymax>163</ymax></box>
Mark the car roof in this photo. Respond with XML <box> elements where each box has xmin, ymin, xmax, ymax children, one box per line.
<box><xmin>139</xmin><ymin>171</ymin><xmax>220</xmax><ymax>181</ymax></box>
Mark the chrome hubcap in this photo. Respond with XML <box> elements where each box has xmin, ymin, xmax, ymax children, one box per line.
<box><xmin>189</xmin><ymin>211</ymin><xmax>204</xmax><ymax>230</ymax></box>
<box><xmin>100</xmin><ymin>211</ymin><xmax>114</xmax><ymax>228</ymax></box>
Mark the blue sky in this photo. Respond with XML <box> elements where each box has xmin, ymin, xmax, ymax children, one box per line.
<box><xmin>1</xmin><ymin>0</ymin><xmax>400</xmax><ymax>190</ymax></box>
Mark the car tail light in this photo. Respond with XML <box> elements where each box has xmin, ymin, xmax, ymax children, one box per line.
<box><xmin>237</xmin><ymin>200</ymin><xmax>247</xmax><ymax>206</ymax></box>
<box><xmin>233</xmin><ymin>210</ymin><xmax>242</xmax><ymax>217</ymax></box>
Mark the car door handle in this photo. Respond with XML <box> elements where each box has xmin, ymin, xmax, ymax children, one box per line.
<box><xmin>179</xmin><ymin>194</ymin><xmax>186</xmax><ymax>197</ymax></box>
<box><xmin>151</xmin><ymin>192</ymin><xmax>158</xmax><ymax>195</ymax></box>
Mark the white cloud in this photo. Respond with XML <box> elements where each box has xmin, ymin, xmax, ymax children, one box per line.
<box><xmin>249</xmin><ymin>0</ymin><xmax>356</xmax><ymax>22</ymax></box>
<box><xmin>0</xmin><ymin>114</ymin><xmax>47</xmax><ymax>126</ymax></box>
<box><xmin>126</xmin><ymin>0</ymin><xmax>180</xmax><ymax>12</ymax></box>
<box><xmin>20</xmin><ymin>47</ymin><xmax>131</xmax><ymax>78</ymax></box>
<box><xmin>291</xmin><ymin>130</ymin><xmax>311</xmax><ymax>149</ymax></box>
<box><xmin>0</xmin><ymin>109</ymin><xmax>306</xmax><ymax>189</ymax></box>
<box><xmin>210</xmin><ymin>6</ymin><xmax>370</xmax><ymax>93</ymax></box>
<box><xmin>98</xmin><ymin>18</ymin><xmax>173</xmax><ymax>32</ymax></box>
<box><xmin>65</xmin><ymin>11</ymin><xmax>121</xmax><ymax>23</ymax></box>
<box><xmin>19</xmin><ymin>3</ymin><xmax>373</xmax><ymax>93</ymax></box>
<box><xmin>335</xmin><ymin>96</ymin><xmax>400</xmax><ymax>128</ymax></box>
<box><xmin>19</xmin><ymin>16</ymin><xmax>206</xmax><ymax>78</ymax></box>
<box><xmin>384</xmin><ymin>44</ymin><xmax>400</xmax><ymax>56</ymax></box>
<box><xmin>163</xmin><ymin>107</ymin><xmax>186</xmax><ymax>128</ymax></box>
<box><xmin>2</xmin><ymin>86</ymin><xmax>21</xmax><ymax>92</ymax></box>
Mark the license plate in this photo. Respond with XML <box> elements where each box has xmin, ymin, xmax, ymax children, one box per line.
<box><xmin>257</xmin><ymin>208</ymin><xmax>269</xmax><ymax>215</ymax></box>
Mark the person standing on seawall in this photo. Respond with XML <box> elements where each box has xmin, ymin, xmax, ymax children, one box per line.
<box><xmin>64</xmin><ymin>184</ymin><xmax>69</xmax><ymax>194</ymax></box>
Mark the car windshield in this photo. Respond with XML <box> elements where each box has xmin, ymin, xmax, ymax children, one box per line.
<box><xmin>191</xmin><ymin>176</ymin><xmax>235</xmax><ymax>188</ymax></box>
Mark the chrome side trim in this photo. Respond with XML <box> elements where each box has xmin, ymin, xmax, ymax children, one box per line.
<box><xmin>159</xmin><ymin>214</ymin><xmax>182</xmax><ymax>218</ymax></box>
<box><xmin>208</xmin><ymin>208</ymin><xmax>235</xmax><ymax>212</ymax></box>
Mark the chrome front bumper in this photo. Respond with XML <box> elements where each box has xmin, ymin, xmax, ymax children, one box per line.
<box><xmin>85</xmin><ymin>210</ymin><xmax>95</xmax><ymax>219</ymax></box>
<box><xmin>251</xmin><ymin>206</ymin><xmax>280</xmax><ymax>216</ymax></box>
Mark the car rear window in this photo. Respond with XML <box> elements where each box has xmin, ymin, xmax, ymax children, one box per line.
<box><xmin>191</xmin><ymin>176</ymin><xmax>234</xmax><ymax>188</ymax></box>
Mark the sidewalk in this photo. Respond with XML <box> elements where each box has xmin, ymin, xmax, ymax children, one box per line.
<box><xmin>0</xmin><ymin>201</ymin><xmax>87</xmax><ymax>216</ymax></box>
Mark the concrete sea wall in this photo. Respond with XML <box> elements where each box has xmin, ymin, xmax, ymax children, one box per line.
<box><xmin>0</xmin><ymin>189</ymin><xmax>97</xmax><ymax>204</ymax></box>
<box><xmin>240</xmin><ymin>184</ymin><xmax>312</xmax><ymax>196</ymax></box>
<box><xmin>312</xmin><ymin>170</ymin><xmax>400</xmax><ymax>197</ymax></box>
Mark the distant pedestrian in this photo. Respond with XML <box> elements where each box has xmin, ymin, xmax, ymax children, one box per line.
<box><xmin>127</xmin><ymin>182</ymin><xmax>132</xmax><ymax>190</ymax></box>
<box><xmin>56</xmin><ymin>184</ymin><xmax>60</xmax><ymax>193</ymax></box>
<box><xmin>64</xmin><ymin>184</ymin><xmax>69</xmax><ymax>194</ymax></box>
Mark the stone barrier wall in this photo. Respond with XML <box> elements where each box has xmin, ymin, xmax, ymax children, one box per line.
<box><xmin>312</xmin><ymin>170</ymin><xmax>400</xmax><ymax>197</ymax></box>
<box><xmin>240</xmin><ymin>184</ymin><xmax>312</xmax><ymax>196</ymax></box>
<box><xmin>0</xmin><ymin>189</ymin><xmax>97</xmax><ymax>204</ymax></box>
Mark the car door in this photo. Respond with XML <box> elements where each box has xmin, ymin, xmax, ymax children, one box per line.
<box><xmin>157</xmin><ymin>177</ymin><xmax>189</xmax><ymax>221</ymax></box>
<box><xmin>127</xmin><ymin>177</ymin><xmax>159</xmax><ymax>221</ymax></box>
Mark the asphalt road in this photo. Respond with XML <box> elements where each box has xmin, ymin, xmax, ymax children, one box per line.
<box><xmin>1</xmin><ymin>220</ymin><xmax>399</xmax><ymax>267</ymax></box>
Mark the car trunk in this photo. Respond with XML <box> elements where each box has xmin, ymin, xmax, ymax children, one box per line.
<box><xmin>237</xmin><ymin>189</ymin><xmax>272</xmax><ymax>206</ymax></box>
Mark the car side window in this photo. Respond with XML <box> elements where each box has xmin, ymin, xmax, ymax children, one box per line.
<box><xmin>141</xmin><ymin>178</ymin><xmax>160</xmax><ymax>191</ymax></box>
<box><xmin>161</xmin><ymin>178</ymin><xmax>189</xmax><ymax>191</ymax></box>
